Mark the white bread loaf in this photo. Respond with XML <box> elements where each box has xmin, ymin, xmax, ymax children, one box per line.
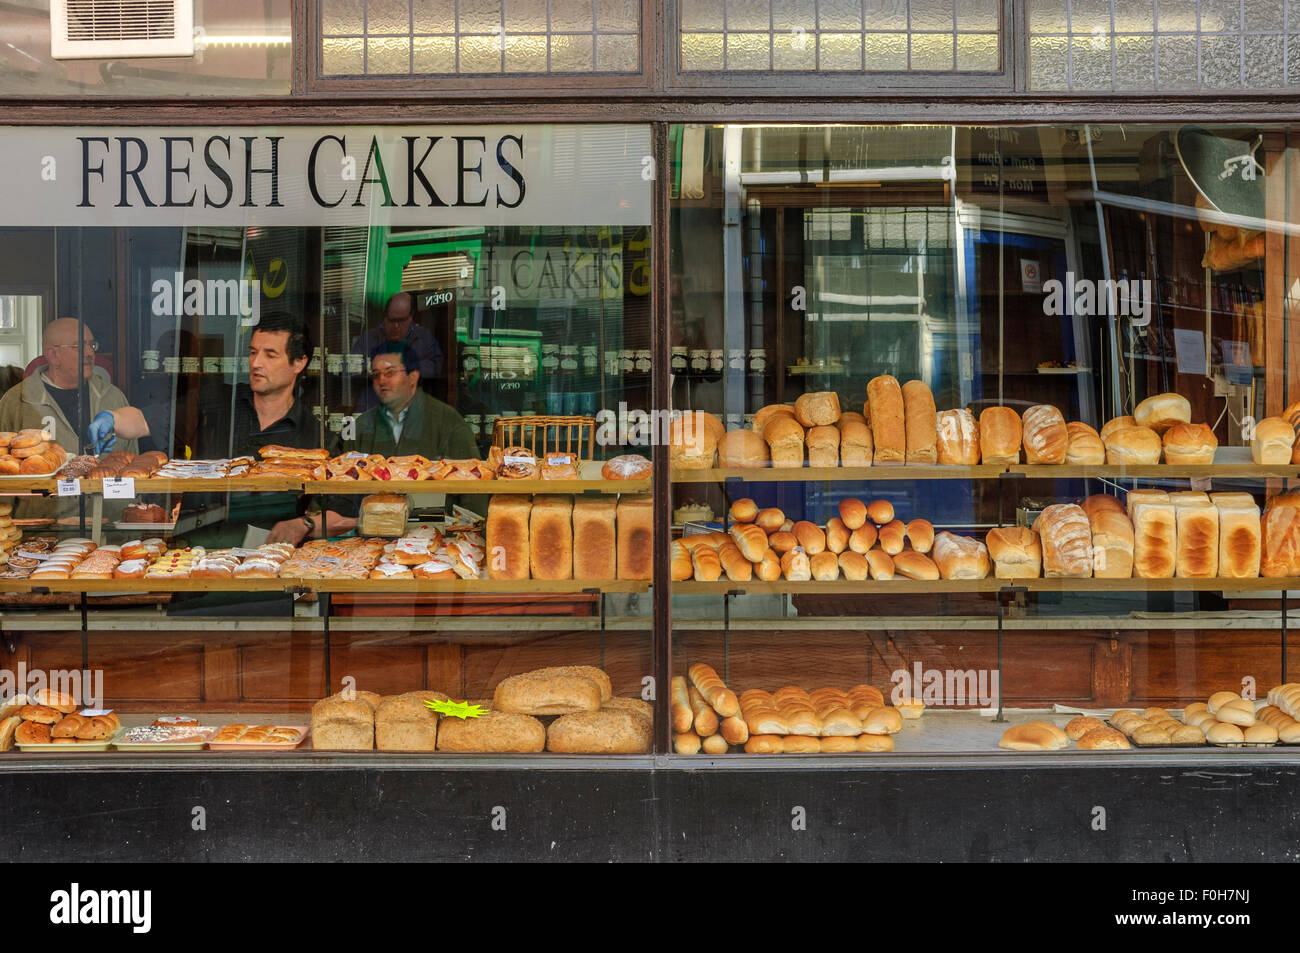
<box><xmin>1212</xmin><ymin>492</ymin><xmax>1261</xmax><ymax>578</ymax></box>
<box><xmin>936</xmin><ymin>409</ymin><xmax>980</xmax><ymax>465</ymax></box>
<box><xmin>1021</xmin><ymin>404</ymin><xmax>1067</xmax><ymax>464</ymax></box>
<box><xmin>1133</xmin><ymin>393</ymin><xmax>1191</xmax><ymax>433</ymax></box>
<box><xmin>1081</xmin><ymin>494</ymin><xmax>1134</xmax><ymax>578</ymax></box>
<box><xmin>1031</xmin><ymin>503</ymin><xmax>1093</xmax><ymax>577</ymax></box>
<box><xmin>985</xmin><ymin>526</ymin><xmax>1041</xmax><ymax>579</ymax></box>
<box><xmin>931</xmin><ymin>531</ymin><xmax>990</xmax><ymax>579</ymax></box>
<box><xmin>1129</xmin><ymin>489</ymin><xmax>1176</xmax><ymax>578</ymax></box>
<box><xmin>1170</xmin><ymin>490</ymin><xmax>1218</xmax><ymax>577</ymax></box>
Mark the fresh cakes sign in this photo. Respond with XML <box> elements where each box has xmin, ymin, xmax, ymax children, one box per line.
<box><xmin>0</xmin><ymin>124</ymin><xmax>652</xmax><ymax>227</ymax></box>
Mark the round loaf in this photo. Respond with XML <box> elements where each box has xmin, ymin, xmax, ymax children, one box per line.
<box><xmin>856</xmin><ymin>733</ymin><xmax>894</xmax><ymax>752</ymax></box>
<box><xmin>1077</xmin><ymin>726</ymin><xmax>1131</xmax><ymax>750</ymax></box>
<box><xmin>794</xmin><ymin>391</ymin><xmax>841</xmax><ymax>427</ymax></box>
<box><xmin>1134</xmin><ymin>393</ymin><xmax>1191</xmax><ymax>433</ymax></box>
<box><xmin>1104</xmin><ymin>426</ymin><xmax>1162</xmax><ymax>465</ymax></box>
<box><xmin>1216</xmin><ymin>698</ymin><xmax>1256</xmax><ymax>726</ymax></box>
<box><xmin>1099</xmin><ymin>415</ymin><xmax>1137</xmax><ymax>442</ymax></box>
<box><xmin>718</xmin><ymin>429</ymin><xmax>771</xmax><ymax>468</ymax></box>
<box><xmin>18</xmin><ymin>704</ymin><xmax>61</xmax><ymax>724</ymax></box>
<box><xmin>546</xmin><ymin>710</ymin><xmax>652</xmax><ymax>754</ymax></box>
<box><xmin>1205</xmin><ymin>722</ymin><xmax>1245</xmax><ymax>745</ymax></box>
<box><xmin>1171</xmin><ymin>724</ymin><xmax>1205</xmax><ymax>744</ymax></box>
<box><xmin>30</xmin><ymin>688</ymin><xmax>78</xmax><ymax>712</ymax></box>
<box><xmin>14</xmin><ymin>721</ymin><xmax>51</xmax><ymax>744</ymax></box>
<box><xmin>862</xmin><ymin>706</ymin><xmax>903</xmax><ymax>735</ymax></box>
<box><xmin>998</xmin><ymin>721</ymin><xmax>1069</xmax><ymax>750</ymax></box>
<box><xmin>1243</xmin><ymin>722</ymin><xmax>1278</xmax><ymax>744</ymax></box>
<box><xmin>1163</xmin><ymin>422</ymin><xmax>1218</xmax><ymax>465</ymax></box>
<box><xmin>602</xmin><ymin>454</ymin><xmax>651</xmax><ymax>480</ymax></box>
<box><xmin>1065</xmin><ymin>716</ymin><xmax>1106</xmax><ymax>740</ymax></box>
<box><xmin>730</xmin><ymin>498</ymin><xmax>758</xmax><ymax>523</ymax></box>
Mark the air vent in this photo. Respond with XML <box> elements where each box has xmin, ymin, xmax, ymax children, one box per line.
<box><xmin>401</xmin><ymin>254</ymin><xmax>475</xmax><ymax>290</ymax></box>
<box><xmin>52</xmin><ymin>0</ymin><xmax>194</xmax><ymax>60</ymax></box>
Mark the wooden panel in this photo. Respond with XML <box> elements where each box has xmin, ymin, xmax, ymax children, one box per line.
<box><xmin>1127</xmin><ymin>630</ymin><xmax>1281</xmax><ymax>706</ymax></box>
<box><xmin>326</xmin><ymin>642</ymin><xmax>431</xmax><ymax>697</ymax></box>
<box><xmin>80</xmin><ymin>637</ymin><xmax>203</xmax><ymax>703</ymax></box>
<box><xmin>239</xmin><ymin>635</ymin><xmax>326</xmax><ymax>703</ymax></box>
<box><xmin>426</xmin><ymin>645</ymin><xmax>463</xmax><ymax>699</ymax></box>
<box><xmin>202</xmin><ymin>645</ymin><xmax>240</xmax><ymax>703</ymax></box>
<box><xmin>1092</xmin><ymin>638</ymin><xmax>1131</xmax><ymax>707</ymax></box>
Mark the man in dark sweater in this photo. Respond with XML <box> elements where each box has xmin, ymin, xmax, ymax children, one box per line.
<box><xmin>346</xmin><ymin>341</ymin><xmax>477</xmax><ymax>461</ymax></box>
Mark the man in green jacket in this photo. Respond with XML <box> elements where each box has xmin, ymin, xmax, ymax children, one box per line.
<box><xmin>347</xmin><ymin>340</ymin><xmax>477</xmax><ymax>461</ymax></box>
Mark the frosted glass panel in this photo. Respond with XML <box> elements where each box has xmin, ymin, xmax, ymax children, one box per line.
<box><xmin>321</xmin><ymin>0</ymin><xmax>641</xmax><ymax>74</ymax></box>
<box><xmin>679</xmin><ymin>0</ymin><xmax>1001</xmax><ymax>73</ymax></box>
<box><xmin>1028</xmin><ymin>0</ymin><xmax>1293</xmax><ymax>90</ymax></box>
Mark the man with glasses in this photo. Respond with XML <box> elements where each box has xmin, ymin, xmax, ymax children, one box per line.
<box><xmin>347</xmin><ymin>340</ymin><xmax>475</xmax><ymax>460</ymax></box>
<box><xmin>350</xmin><ymin>292</ymin><xmax>443</xmax><ymax>411</ymax></box>
<box><xmin>0</xmin><ymin>317</ymin><xmax>136</xmax><ymax>455</ymax></box>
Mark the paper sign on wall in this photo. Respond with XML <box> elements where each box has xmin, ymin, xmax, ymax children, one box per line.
<box><xmin>1021</xmin><ymin>259</ymin><xmax>1042</xmax><ymax>293</ymax></box>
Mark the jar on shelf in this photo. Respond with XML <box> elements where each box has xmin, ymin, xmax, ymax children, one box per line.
<box><xmin>326</xmin><ymin>354</ymin><xmax>343</xmax><ymax>374</ymax></box>
<box><xmin>728</xmin><ymin>348</ymin><xmax>745</xmax><ymax>371</ymax></box>
<box><xmin>142</xmin><ymin>350</ymin><xmax>159</xmax><ymax>371</ymax></box>
<box><xmin>709</xmin><ymin>349</ymin><xmax>724</xmax><ymax>371</ymax></box>
<box><xmin>635</xmin><ymin>349</ymin><xmax>651</xmax><ymax>372</ymax></box>
<box><xmin>689</xmin><ymin>348</ymin><xmax>708</xmax><ymax>371</ymax></box>
<box><xmin>671</xmin><ymin>346</ymin><xmax>688</xmax><ymax>371</ymax></box>
<box><xmin>750</xmin><ymin>348</ymin><xmax>767</xmax><ymax>372</ymax></box>
<box><xmin>541</xmin><ymin>344</ymin><xmax>560</xmax><ymax>375</ymax></box>
<box><xmin>202</xmin><ymin>356</ymin><xmax>220</xmax><ymax>374</ymax></box>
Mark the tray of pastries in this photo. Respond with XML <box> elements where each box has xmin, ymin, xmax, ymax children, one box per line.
<box><xmin>113</xmin><ymin>717</ymin><xmax>217</xmax><ymax>750</ymax></box>
<box><xmin>207</xmin><ymin>723</ymin><xmax>308</xmax><ymax>749</ymax></box>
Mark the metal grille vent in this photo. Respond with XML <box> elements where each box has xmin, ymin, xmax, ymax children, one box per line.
<box><xmin>401</xmin><ymin>254</ymin><xmax>475</xmax><ymax>290</ymax></box>
<box><xmin>52</xmin><ymin>0</ymin><xmax>194</xmax><ymax>59</ymax></box>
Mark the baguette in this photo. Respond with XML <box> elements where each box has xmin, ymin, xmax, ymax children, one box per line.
<box><xmin>688</xmin><ymin>684</ymin><xmax>719</xmax><ymax>736</ymax></box>
<box><xmin>688</xmin><ymin>662</ymin><xmax>740</xmax><ymax>717</ymax></box>
<box><xmin>670</xmin><ymin>676</ymin><xmax>694</xmax><ymax>734</ymax></box>
<box><xmin>720</xmin><ymin>714</ymin><xmax>750</xmax><ymax>745</ymax></box>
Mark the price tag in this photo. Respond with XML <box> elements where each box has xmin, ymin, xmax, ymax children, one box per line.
<box><xmin>56</xmin><ymin>479</ymin><xmax>80</xmax><ymax>497</ymax></box>
<box><xmin>1191</xmin><ymin>477</ymin><xmax>1212</xmax><ymax>491</ymax></box>
<box><xmin>79</xmin><ymin>708</ymin><xmax>113</xmax><ymax>717</ymax></box>
<box><xmin>103</xmin><ymin>477</ymin><xmax>135</xmax><ymax>499</ymax></box>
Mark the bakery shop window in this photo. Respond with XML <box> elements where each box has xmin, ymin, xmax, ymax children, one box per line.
<box><xmin>0</xmin><ymin>124</ymin><xmax>656</xmax><ymax>758</ymax></box>
<box><xmin>668</xmin><ymin>123</ymin><xmax>1300</xmax><ymax>757</ymax></box>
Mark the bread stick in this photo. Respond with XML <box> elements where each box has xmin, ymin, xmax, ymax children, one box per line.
<box><xmin>670</xmin><ymin>676</ymin><xmax>694</xmax><ymax>734</ymax></box>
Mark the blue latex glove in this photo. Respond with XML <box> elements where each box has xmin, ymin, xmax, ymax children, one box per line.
<box><xmin>87</xmin><ymin>410</ymin><xmax>116</xmax><ymax>454</ymax></box>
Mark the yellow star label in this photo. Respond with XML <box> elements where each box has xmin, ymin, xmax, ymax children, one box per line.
<box><xmin>425</xmin><ymin>699</ymin><xmax>486</xmax><ymax>720</ymax></box>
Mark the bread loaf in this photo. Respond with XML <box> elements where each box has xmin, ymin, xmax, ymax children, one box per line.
<box><xmin>616</xmin><ymin>496</ymin><xmax>653</xmax><ymax>580</ymax></box>
<box><xmin>573</xmin><ymin>497</ymin><xmax>616</xmax><ymax>580</ymax></box>
<box><xmin>1105</xmin><ymin>426</ymin><xmax>1162</xmax><ymax>465</ymax></box>
<box><xmin>1021</xmin><ymin>404</ymin><xmax>1068</xmax><ymax>464</ymax></box>
<box><xmin>360</xmin><ymin>493</ymin><xmax>408</xmax><ymax>537</ymax></box>
<box><xmin>1170</xmin><ymin>490</ymin><xmax>1218</xmax><ymax>577</ymax></box>
<box><xmin>1032</xmin><ymin>503</ymin><xmax>1093</xmax><ymax>577</ymax></box>
<box><xmin>718</xmin><ymin>429</ymin><xmax>771</xmax><ymax>468</ymax></box>
<box><xmin>1099</xmin><ymin>415</ymin><xmax>1137</xmax><ymax>442</ymax></box>
<box><xmin>436</xmin><ymin>711</ymin><xmax>546</xmax><ymax>752</ymax></box>
<box><xmin>688</xmin><ymin>663</ymin><xmax>739</xmax><ymax>717</ymax></box>
<box><xmin>866</xmin><ymin>376</ymin><xmax>906</xmax><ymax>463</ymax></box>
<box><xmin>529</xmin><ymin>494</ymin><xmax>573</xmax><ymax>580</ymax></box>
<box><xmin>1163</xmin><ymin>422</ymin><xmax>1218</xmax><ymax>465</ymax></box>
<box><xmin>932</xmin><ymin>532</ymin><xmax>990</xmax><ymax>579</ymax></box>
<box><xmin>1253</xmin><ymin>416</ymin><xmax>1295</xmax><ymax>464</ymax></box>
<box><xmin>763</xmin><ymin>414</ymin><xmax>806</xmax><ymax>468</ymax></box>
<box><xmin>1065</xmin><ymin>421</ymin><xmax>1105</xmax><ymax>465</ymax></box>
<box><xmin>1261</xmin><ymin>505</ymin><xmax>1300</xmax><ymax>577</ymax></box>
<box><xmin>806</xmin><ymin>425</ymin><xmax>840</xmax><ymax>468</ymax></box>
<box><xmin>985</xmin><ymin>526</ymin><xmax>1041</xmax><ymax>579</ymax></box>
<box><xmin>670</xmin><ymin>676</ymin><xmax>694</xmax><ymax>733</ymax></box>
<box><xmin>493</xmin><ymin>671</ymin><xmax>603</xmax><ymax>716</ymax></box>
<box><xmin>936</xmin><ymin>409</ymin><xmax>980</xmax><ymax>465</ymax></box>
<box><xmin>487</xmin><ymin>495</ymin><xmax>531</xmax><ymax>580</ymax></box>
<box><xmin>1081</xmin><ymin>494</ymin><xmax>1134</xmax><ymax>578</ymax></box>
<box><xmin>547</xmin><ymin>710</ymin><xmax>652</xmax><ymax>753</ymax></box>
<box><xmin>838</xmin><ymin>418</ymin><xmax>873</xmax><ymax>466</ymax></box>
<box><xmin>979</xmin><ymin>407</ymin><xmax>1022</xmax><ymax>465</ymax></box>
<box><xmin>375</xmin><ymin>692</ymin><xmax>445</xmax><ymax>751</ymax></box>
<box><xmin>795</xmin><ymin>391</ymin><xmax>841</xmax><ymax>427</ymax></box>
<box><xmin>1134</xmin><ymin>393</ymin><xmax>1191</xmax><ymax>433</ymax></box>
<box><xmin>1129</xmin><ymin>489</ymin><xmax>1176</xmax><ymax>578</ymax></box>
<box><xmin>669</xmin><ymin>411</ymin><xmax>721</xmax><ymax>469</ymax></box>
<box><xmin>311</xmin><ymin>695</ymin><xmax>375</xmax><ymax>750</ymax></box>
<box><xmin>752</xmin><ymin>404</ymin><xmax>795</xmax><ymax>435</ymax></box>
<box><xmin>901</xmin><ymin>379</ymin><xmax>937</xmax><ymax>463</ymax></box>
<box><xmin>1212</xmin><ymin>492</ymin><xmax>1261</xmax><ymax>578</ymax></box>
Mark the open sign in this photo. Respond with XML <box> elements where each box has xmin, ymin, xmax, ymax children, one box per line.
<box><xmin>423</xmin><ymin>289</ymin><xmax>455</xmax><ymax>308</ymax></box>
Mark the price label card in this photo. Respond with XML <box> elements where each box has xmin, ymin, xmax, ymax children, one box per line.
<box><xmin>103</xmin><ymin>477</ymin><xmax>135</xmax><ymax>499</ymax></box>
<box><xmin>79</xmin><ymin>709</ymin><xmax>113</xmax><ymax>717</ymax></box>
<box><xmin>56</xmin><ymin>479</ymin><xmax>80</xmax><ymax>497</ymax></box>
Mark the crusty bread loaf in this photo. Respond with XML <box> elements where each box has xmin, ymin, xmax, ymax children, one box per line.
<box><xmin>669</xmin><ymin>411</ymin><xmax>721</xmax><ymax>469</ymax></box>
<box><xmin>979</xmin><ymin>407</ymin><xmax>1022</xmax><ymax>465</ymax></box>
<box><xmin>806</xmin><ymin>425</ymin><xmax>840</xmax><ymax>468</ymax></box>
<box><xmin>1253</xmin><ymin>416</ymin><xmax>1295</xmax><ymax>464</ymax></box>
<box><xmin>901</xmin><ymin>379</ymin><xmax>937</xmax><ymax>463</ymax></box>
<box><xmin>573</xmin><ymin>497</ymin><xmax>616</xmax><ymax>580</ymax></box>
<box><xmin>718</xmin><ymin>429</ymin><xmax>771</xmax><ymax>468</ymax></box>
<box><xmin>752</xmin><ymin>404</ymin><xmax>795</xmax><ymax>435</ymax></box>
<box><xmin>1081</xmin><ymin>494</ymin><xmax>1134</xmax><ymax>578</ymax></box>
<box><xmin>838</xmin><ymin>418</ymin><xmax>873</xmax><ymax>466</ymax></box>
<box><xmin>1134</xmin><ymin>393</ymin><xmax>1191</xmax><ymax>433</ymax></box>
<box><xmin>1099</xmin><ymin>415</ymin><xmax>1137</xmax><ymax>442</ymax></box>
<box><xmin>311</xmin><ymin>695</ymin><xmax>375</xmax><ymax>750</ymax></box>
<box><xmin>1032</xmin><ymin>503</ymin><xmax>1093</xmax><ymax>577</ymax></box>
<box><xmin>1261</xmin><ymin>505</ymin><xmax>1300</xmax><ymax>577</ymax></box>
<box><xmin>493</xmin><ymin>671</ymin><xmax>603</xmax><ymax>715</ymax></box>
<box><xmin>1105</xmin><ymin>426</ymin><xmax>1162</xmax><ymax>465</ymax></box>
<box><xmin>1022</xmin><ymin>404</ymin><xmax>1067</xmax><ymax>464</ymax></box>
<box><xmin>529</xmin><ymin>494</ymin><xmax>573</xmax><ymax>581</ymax></box>
<box><xmin>436</xmin><ymin>711</ymin><xmax>546</xmax><ymax>752</ymax></box>
<box><xmin>998</xmin><ymin>720</ymin><xmax>1069</xmax><ymax>750</ymax></box>
<box><xmin>616</xmin><ymin>496</ymin><xmax>653</xmax><ymax>580</ymax></box>
<box><xmin>375</xmin><ymin>691</ymin><xmax>446</xmax><ymax>751</ymax></box>
<box><xmin>546</xmin><ymin>710</ymin><xmax>652</xmax><ymax>754</ymax></box>
<box><xmin>1065</xmin><ymin>421</ymin><xmax>1105</xmax><ymax>465</ymax></box>
<box><xmin>1170</xmin><ymin>491</ymin><xmax>1217</xmax><ymax>577</ymax></box>
<box><xmin>1212</xmin><ymin>492</ymin><xmax>1261</xmax><ymax>578</ymax></box>
<box><xmin>936</xmin><ymin>409</ymin><xmax>980</xmax><ymax>465</ymax></box>
<box><xmin>794</xmin><ymin>391</ymin><xmax>841</xmax><ymax>427</ymax></box>
<box><xmin>487</xmin><ymin>495</ymin><xmax>531</xmax><ymax>580</ymax></box>
<box><xmin>932</xmin><ymin>532</ymin><xmax>990</xmax><ymax>579</ymax></box>
<box><xmin>1163</xmin><ymin>422</ymin><xmax>1218</xmax><ymax>465</ymax></box>
<box><xmin>763</xmin><ymin>413</ymin><xmax>806</xmax><ymax>468</ymax></box>
<box><xmin>985</xmin><ymin>526</ymin><xmax>1041</xmax><ymax>579</ymax></box>
<box><xmin>866</xmin><ymin>375</ymin><xmax>905</xmax><ymax>463</ymax></box>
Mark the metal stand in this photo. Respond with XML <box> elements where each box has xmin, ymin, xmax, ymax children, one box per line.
<box><xmin>994</xmin><ymin>586</ymin><xmax>1027</xmax><ymax>723</ymax></box>
<box><xmin>321</xmin><ymin>592</ymin><xmax>331</xmax><ymax>693</ymax></box>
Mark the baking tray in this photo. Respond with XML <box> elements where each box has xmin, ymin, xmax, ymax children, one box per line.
<box><xmin>207</xmin><ymin>725</ymin><xmax>308</xmax><ymax>749</ymax></box>
<box><xmin>16</xmin><ymin>726</ymin><xmax>125</xmax><ymax>751</ymax></box>
<box><xmin>0</xmin><ymin>460</ymin><xmax>68</xmax><ymax>481</ymax></box>
<box><xmin>1106</xmin><ymin>718</ymin><xmax>1206</xmax><ymax>747</ymax></box>
<box><xmin>113</xmin><ymin>726</ymin><xmax>217</xmax><ymax>750</ymax></box>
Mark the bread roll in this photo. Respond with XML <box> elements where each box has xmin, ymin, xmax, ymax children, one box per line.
<box><xmin>1134</xmin><ymin>393</ymin><xmax>1191</xmax><ymax>433</ymax></box>
<box><xmin>866</xmin><ymin>375</ymin><xmax>906</xmax><ymax>463</ymax></box>
<box><xmin>931</xmin><ymin>531</ymin><xmax>990</xmax><ymax>579</ymax></box>
<box><xmin>687</xmin><ymin>684</ymin><xmax>720</xmax><ymax>736</ymax></box>
<box><xmin>1205</xmin><ymin>722</ymin><xmax>1244</xmax><ymax>745</ymax></box>
<box><xmin>861</xmin><ymin>706</ymin><xmax>903</xmax><ymax>735</ymax></box>
<box><xmin>1105</xmin><ymin>426</ymin><xmax>1162</xmax><ymax>465</ymax></box>
<box><xmin>669</xmin><ymin>411</ymin><xmax>721</xmax><ymax>469</ymax></box>
<box><xmin>529</xmin><ymin>494</ymin><xmax>573</xmax><ymax>581</ymax></box>
<box><xmin>1022</xmin><ymin>404</ymin><xmax>1068</xmax><ymax>464</ymax></box>
<box><xmin>1253</xmin><ymin>416</ymin><xmax>1295</xmax><ymax>464</ymax></box>
<box><xmin>998</xmin><ymin>721</ymin><xmax>1069</xmax><ymax>750</ymax></box>
<box><xmin>793</xmin><ymin>521</ymin><xmax>826</xmax><ymax>555</ymax></box>
<box><xmin>674</xmin><ymin>731</ymin><xmax>702</xmax><ymax>754</ymax></box>
<box><xmin>744</xmin><ymin>734</ymin><xmax>784</xmax><ymax>754</ymax></box>
<box><xmin>867</xmin><ymin>499</ymin><xmax>894</xmax><ymax>525</ymax></box>
<box><xmin>865</xmin><ymin>549</ymin><xmax>895</xmax><ymax>580</ymax></box>
<box><xmin>1032</xmin><ymin>503</ymin><xmax>1093</xmax><ymax>577</ymax></box>
<box><xmin>1065</xmin><ymin>421</ymin><xmax>1106</xmax><ymax>465</ymax></box>
<box><xmin>780</xmin><ymin>547</ymin><xmax>812</xmax><ymax>581</ymax></box>
<box><xmin>670</xmin><ymin>676</ymin><xmax>694</xmax><ymax>733</ymax></box>
<box><xmin>755</xmin><ymin>507</ymin><xmax>785</xmax><ymax>533</ymax></box>
<box><xmin>670</xmin><ymin>540</ymin><xmax>693</xmax><ymax>581</ymax></box>
<box><xmin>795</xmin><ymin>391</ymin><xmax>841</xmax><ymax>427</ymax></box>
<box><xmin>936</xmin><ymin>409</ymin><xmax>980</xmax><ymax>465</ymax></box>
<box><xmin>729</xmin><ymin>498</ymin><xmax>757</xmax><ymax>523</ymax></box>
<box><xmin>1097</xmin><ymin>415</ymin><xmax>1135</xmax><ymax>442</ymax></box>
<box><xmin>763</xmin><ymin>414</ymin><xmax>806</xmax><ymax>468</ymax></box>
<box><xmin>838</xmin><ymin>500</ymin><xmax>869</xmax><ymax>532</ymax></box>
<box><xmin>1077</xmin><ymin>727</ymin><xmax>1131</xmax><ymax>750</ymax></box>
<box><xmin>691</xmin><ymin>544</ymin><xmax>722</xmax><ymax>581</ymax></box>
<box><xmin>985</xmin><ymin>526</ymin><xmax>1041</xmax><ymax>579</ymax></box>
<box><xmin>838</xmin><ymin>419</ymin><xmax>873</xmax><ymax>466</ymax></box>
<box><xmin>825</xmin><ymin>517</ymin><xmax>850</xmax><ymax>554</ymax></box>
<box><xmin>718</xmin><ymin>429</ymin><xmax>771</xmax><ymax>468</ymax></box>
<box><xmin>901</xmin><ymin>379</ymin><xmax>937</xmax><ymax>463</ymax></box>
<box><xmin>904</xmin><ymin>518</ymin><xmax>934</xmax><ymax>554</ymax></box>
<box><xmin>1081</xmin><ymin>494</ymin><xmax>1134</xmax><ymax>578</ymax></box>
<box><xmin>810</xmin><ymin>551</ymin><xmax>840</xmax><ymax>581</ymax></box>
<box><xmin>1065</xmin><ymin>716</ymin><xmax>1106</xmax><ymax>741</ymax></box>
<box><xmin>878</xmin><ymin>519</ymin><xmax>905</xmax><ymax>555</ymax></box>
<box><xmin>487</xmin><ymin>495</ymin><xmax>531</xmax><ymax>580</ymax></box>
<box><xmin>717</xmin><ymin>539</ymin><xmax>753</xmax><ymax>581</ymax></box>
<box><xmin>729</xmin><ymin>522</ymin><xmax>770</xmax><ymax>562</ymax></box>
<box><xmin>719</xmin><ymin>713</ymin><xmax>749</xmax><ymax>746</ymax></box>
<box><xmin>805</xmin><ymin>425</ymin><xmax>840</xmax><ymax>468</ymax></box>
<box><xmin>979</xmin><ymin>407</ymin><xmax>1022</xmax><ymax>465</ymax></box>
<box><xmin>838</xmin><ymin>550</ymin><xmax>870</xmax><ymax>580</ymax></box>
<box><xmin>688</xmin><ymin>663</ymin><xmax>739</xmax><ymax>717</ymax></box>
<box><xmin>1217</xmin><ymin>697</ymin><xmax>1256</xmax><ymax>726</ymax></box>
<box><xmin>1170</xmin><ymin>491</ymin><xmax>1218</xmax><ymax>577</ymax></box>
<box><xmin>893</xmin><ymin>550</ymin><xmax>939</xmax><ymax>580</ymax></box>
<box><xmin>1163</xmin><ymin>422</ymin><xmax>1218</xmax><ymax>465</ymax></box>
<box><xmin>1244</xmin><ymin>722</ymin><xmax>1278</xmax><ymax>744</ymax></box>
<box><xmin>768</xmin><ymin>531</ymin><xmax>798</xmax><ymax>554</ymax></box>
<box><xmin>1129</xmin><ymin>491</ymin><xmax>1176</xmax><ymax>578</ymax></box>
<box><xmin>755</xmin><ymin>549</ymin><xmax>783</xmax><ymax>582</ymax></box>
<box><xmin>856</xmin><ymin>733</ymin><xmax>894</xmax><ymax>752</ymax></box>
<box><xmin>849</xmin><ymin>523</ymin><xmax>878</xmax><ymax>553</ymax></box>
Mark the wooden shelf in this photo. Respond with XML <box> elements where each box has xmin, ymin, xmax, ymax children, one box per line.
<box><xmin>672</xmin><ymin>465</ymin><xmax>1008</xmax><ymax>483</ymax></box>
<box><xmin>80</xmin><ymin>478</ymin><xmax>305</xmax><ymax>493</ymax></box>
<box><xmin>301</xmin><ymin>479</ymin><xmax>647</xmax><ymax>496</ymax></box>
<box><xmin>1010</xmin><ymin>464</ymin><xmax>1300</xmax><ymax>480</ymax></box>
<box><xmin>11</xmin><ymin>577</ymin><xmax>651</xmax><ymax>595</ymax></box>
<box><xmin>675</xmin><ymin>577</ymin><xmax>1298</xmax><ymax>595</ymax></box>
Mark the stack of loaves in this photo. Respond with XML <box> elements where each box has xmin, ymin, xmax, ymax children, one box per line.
<box><xmin>674</xmin><ymin>496</ymin><xmax>943</xmax><ymax>582</ymax></box>
<box><xmin>486</xmin><ymin>493</ymin><xmax>652</xmax><ymax>581</ymax></box>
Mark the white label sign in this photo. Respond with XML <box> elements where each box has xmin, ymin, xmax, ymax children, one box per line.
<box><xmin>56</xmin><ymin>479</ymin><xmax>80</xmax><ymax>497</ymax></box>
<box><xmin>103</xmin><ymin>477</ymin><xmax>135</xmax><ymax>499</ymax></box>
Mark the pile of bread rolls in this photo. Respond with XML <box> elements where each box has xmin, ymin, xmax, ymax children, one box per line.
<box><xmin>998</xmin><ymin>718</ymin><xmax>1131</xmax><ymax>750</ymax></box>
<box><xmin>1111</xmin><ymin>707</ymin><xmax>1207</xmax><ymax>746</ymax></box>
<box><xmin>1180</xmin><ymin>692</ymin><xmax>1279</xmax><ymax>746</ymax></box>
<box><xmin>671</xmin><ymin>385</ymin><xmax>1242</xmax><ymax>470</ymax></box>
<box><xmin>0</xmin><ymin>430</ymin><xmax>68</xmax><ymax>476</ymax></box>
<box><xmin>674</xmin><ymin>496</ymin><xmax>943</xmax><ymax>582</ymax></box>
<box><xmin>672</xmin><ymin>664</ymin><xmax>910</xmax><ymax>754</ymax></box>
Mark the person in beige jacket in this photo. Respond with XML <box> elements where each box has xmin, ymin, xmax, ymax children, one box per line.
<box><xmin>0</xmin><ymin>318</ymin><xmax>137</xmax><ymax>457</ymax></box>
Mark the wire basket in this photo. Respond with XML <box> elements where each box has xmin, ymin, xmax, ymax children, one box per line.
<box><xmin>491</xmin><ymin>415</ymin><xmax>596</xmax><ymax>459</ymax></box>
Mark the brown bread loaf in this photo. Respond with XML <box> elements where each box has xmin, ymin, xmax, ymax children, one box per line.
<box><xmin>901</xmin><ymin>379</ymin><xmax>937</xmax><ymax>463</ymax></box>
<box><xmin>487</xmin><ymin>495</ymin><xmax>532</xmax><ymax>580</ymax></box>
<box><xmin>866</xmin><ymin>375</ymin><xmax>905</xmax><ymax>463</ymax></box>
